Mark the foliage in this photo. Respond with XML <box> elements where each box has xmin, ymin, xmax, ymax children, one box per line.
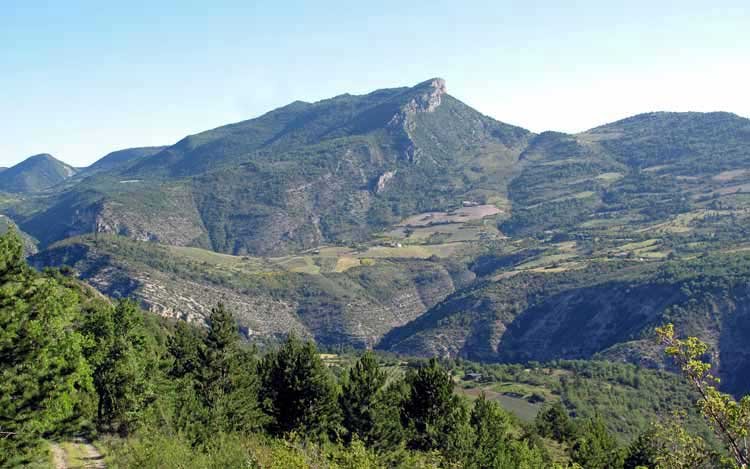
<box><xmin>166</xmin><ymin>304</ymin><xmax>266</xmax><ymax>443</ymax></box>
<box><xmin>469</xmin><ymin>394</ymin><xmax>545</xmax><ymax>468</ymax></box>
<box><xmin>339</xmin><ymin>351</ymin><xmax>403</xmax><ymax>450</ymax></box>
<box><xmin>0</xmin><ymin>230</ymin><xmax>92</xmax><ymax>464</ymax></box>
<box><xmin>624</xmin><ymin>415</ymin><xmax>728</xmax><ymax>469</ymax></box>
<box><xmin>82</xmin><ymin>299</ymin><xmax>156</xmax><ymax>434</ymax></box>
<box><xmin>570</xmin><ymin>416</ymin><xmax>624</xmax><ymax>469</ymax></box>
<box><xmin>536</xmin><ymin>402</ymin><xmax>576</xmax><ymax>443</ymax></box>
<box><xmin>259</xmin><ymin>334</ymin><xmax>342</xmax><ymax>438</ymax></box>
<box><xmin>657</xmin><ymin>323</ymin><xmax>750</xmax><ymax>467</ymax></box>
<box><xmin>401</xmin><ymin>358</ymin><xmax>471</xmax><ymax>460</ymax></box>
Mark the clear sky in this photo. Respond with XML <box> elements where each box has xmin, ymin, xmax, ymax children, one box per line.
<box><xmin>2</xmin><ymin>1</ymin><xmax>749</xmax><ymax>167</ymax></box>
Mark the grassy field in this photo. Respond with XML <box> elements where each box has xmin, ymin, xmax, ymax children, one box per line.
<box><xmin>160</xmin><ymin>235</ymin><xmax>472</xmax><ymax>277</ymax></box>
<box><xmin>459</xmin><ymin>386</ymin><xmax>543</xmax><ymax>423</ymax></box>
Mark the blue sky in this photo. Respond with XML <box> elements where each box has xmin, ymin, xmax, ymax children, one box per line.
<box><xmin>2</xmin><ymin>1</ymin><xmax>749</xmax><ymax>167</ymax></box>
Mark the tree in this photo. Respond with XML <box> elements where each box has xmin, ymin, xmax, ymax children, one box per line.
<box><xmin>0</xmin><ymin>230</ymin><xmax>92</xmax><ymax>463</ymax></box>
<box><xmin>259</xmin><ymin>333</ymin><xmax>340</xmax><ymax>438</ymax></box>
<box><xmin>339</xmin><ymin>351</ymin><xmax>403</xmax><ymax>450</ymax></box>
<box><xmin>624</xmin><ymin>426</ymin><xmax>659</xmax><ymax>469</ymax></box>
<box><xmin>468</xmin><ymin>393</ymin><xmax>545</xmax><ymax>468</ymax></box>
<box><xmin>570</xmin><ymin>417</ymin><xmax>623</xmax><ymax>469</ymax></box>
<box><xmin>203</xmin><ymin>304</ymin><xmax>264</xmax><ymax>435</ymax></box>
<box><xmin>168</xmin><ymin>320</ymin><xmax>203</xmax><ymax>379</ymax></box>
<box><xmin>172</xmin><ymin>303</ymin><xmax>265</xmax><ymax>440</ymax></box>
<box><xmin>536</xmin><ymin>402</ymin><xmax>576</xmax><ymax>442</ymax></box>
<box><xmin>625</xmin><ymin>415</ymin><xmax>722</xmax><ymax>469</ymax></box>
<box><xmin>656</xmin><ymin>323</ymin><xmax>750</xmax><ymax>468</ymax></box>
<box><xmin>83</xmin><ymin>299</ymin><xmax>155</xmax><ymax>434</ymax></box>
<box><xmin>401</xmin><ymin>358</ymin><xmax>471</xmax><ymax>461</ymax></box>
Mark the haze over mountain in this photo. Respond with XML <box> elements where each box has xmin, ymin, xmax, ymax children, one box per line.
<box><xmin>0</xmin><ymin>153</ymin><xmax>77</xmax><ymax>193</ymax></box>
<box><xmin>5</xmin><ymin>77</ymin><xmax>750</xmax><ymax>397</ymax></box>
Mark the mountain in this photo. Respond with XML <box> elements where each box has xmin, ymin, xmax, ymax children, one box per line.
<box><xmin>500</xmin><ymin>112</ymin><xmax>750</xmax><ymax>236</ymax></box>
<box><xmin>0</xmin><ymin>153</ymin><xmax>77</xmax><ymax>193</ymax></box>
<box><xmin>80</xmin><ymin>146</ymin><xmax>167</xmax><ymax>175</ymax></box>
<box><xmin>9</xmin><ymin>79</ymin><xmax>750</xmax><ymax>396</ymax></box>
<box><xmin>377</xmin><ymin>251</ymin><xmax>750</xmax><ymax>396</ymax></box>
<box><xmin>16</xmin><ymin>79</ymin><xmax>532</xmax><ymax>253</ymax></box>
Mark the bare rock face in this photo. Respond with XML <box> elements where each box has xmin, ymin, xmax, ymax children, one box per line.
<box><xmin>409</xmin><ymin>78</ymin><xmax>447</xmax><ymax>113</ymax></box>
<box><xmin>389</xmin><ymin>78</ymin><xmax>447</xmax><ymax>126</ymax></box>
<box><xmin>375</xmin><ymin>170</ymin><xmax>397</xmax><ymax>193</ymax></box>
<box><xmin>388</xmin><ymin>78</ymin><xmax>448</xmax><ymax>162</ymax></box>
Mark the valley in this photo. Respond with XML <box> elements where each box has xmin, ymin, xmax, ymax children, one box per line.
<box><xmin>3</xmin><ymin>78</ymin><xmax>750</xmax><ymax>400</ymax></box>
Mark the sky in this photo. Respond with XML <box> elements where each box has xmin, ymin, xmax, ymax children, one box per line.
<box><xmin>2</xmin><ymin>1</ymin><xmax>749</xmax><ymax>167</ymax></box>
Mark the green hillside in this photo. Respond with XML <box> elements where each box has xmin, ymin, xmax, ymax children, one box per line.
<box><xmin>29</xmin><ymin>234</ymin><xmax>475</xmax><ymax>348</ymax></box>
<box><xmin>8</xmin><ymin>79</ymin><xmax>750</xmax><ymax>401</ymax></box>
<box><xmin>14</xmin><ymin>79</ymin><xmax>531</xmax><ymax>255</ymax></box>
<box><xmin>0</xmin><ymin>153</ymin><xmax>77</xmax><ymax>193</ymax></box>
<box><xmin>79</xmin><ymin>146</ymin><xmax>167</xmax><ymax>175</ymax></box>
<box><xmin>379</xmin><ymin>251</ymin><xmax>750</xmax><ymax>397</ymax></box>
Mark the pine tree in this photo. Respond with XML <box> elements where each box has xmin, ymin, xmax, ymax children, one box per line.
<box><xmin>81</xmin><ymin>299</ymin><xmax>155</xmax><ymax>434</ymax></box>
<box><xmin>260</xmin><ymin>333</ymin><xmax>341</xmax><ymax>438</ymax></box>
<box><xmin>400</xmin><ymin>358</ymin><xmax>470</xmax><ymax>461</ymax></box>
<box><xmin>536</xmin><ymin>402</ymin><xmax>575</xmax><ymax>442</ymax></box>
<box><xmin>468</xmin><ymin>394</ymin><xmax>545</xmax><ymax>469</ymax></box>
<box><xmin>190</xmin><ymin>303</ymin><xmax>265</xmax><ymax>439</ymax></box>
<box><xmin>624</xmin><ymin>426</ymin><xmax>659</xmax><ymax>469</ymax></box>
<box><xmin>469</xmin><ymin>393</ymin><xmax>512</xmax><ymax>467</ymax></box>
<box><xmin>168</xmin><ymin>320</ymin><xmax>203</xmax><ymax>379</ymax></box>
<box><xmin>0</xmin><ymin>230</ymin><xmax>92</xmax><ymax>463</ymax></box>
<box><xmin>570</xmin><ymin>416</ymin><xmax>624</xmax><ymax>469</ymax></box>
<box><xmin>339</xmin><ymin>351</ymin><xmax>403</xmax><ymax>450</ymax></box>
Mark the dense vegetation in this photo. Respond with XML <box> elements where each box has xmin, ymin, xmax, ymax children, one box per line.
<box><xmin>1</xmin><ymin>230</ymin><xmax>547</xmax><ymax>467</ymax></box>
<box><xmin>5</xmin><ymin>229</ymin><xmax>745</xmax><ymax>467</ymax></box>
<box><xmin>4</xmin><ymin>78</ymin><xmax>750</xmax><ymax>467</ymax></box>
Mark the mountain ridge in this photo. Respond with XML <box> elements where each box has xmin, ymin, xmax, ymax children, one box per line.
<box><xmin>0</xmin><ymin>153</ymin><xmax>77</xmax><ymax>193</ymax></box>
<box><xmin>7</xmin><ymin>78</ymin><xmax>750</xmax><ymax>397</ymax></box>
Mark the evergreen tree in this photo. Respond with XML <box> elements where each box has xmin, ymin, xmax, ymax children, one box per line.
<box><xmin>259</xmin><ymin>333</ymin><xmax>341</xmax><ymax>438</ymax></box>
<box><xmin>536</xmin><ymin>402</ymin><xmax>575</xmax><ymax>442</ymax></box>
<box><xmin>168</xmin><ymin>320</ymin><xmax>203</xmax><ymax>379</ymax></box>
<box><xmin>83</xmin><ymin>299</ymin><xmax>155</xmax><ymax>434</ymax></box>
<box><xmin>0</xmin><ymin>230</ymin><xmax>92</xmax><ymax>463</ymax></box>
<box><xmin>624</xmin><ymin>427</ymin><xmax>659</xmax><ymax>469</ymax></box>
<box><xmin>400</xmin><ymin>358</ymin><xmax>471</xmax><ymax>461</ymax></box>
<box><xmin>570</xmin><ymin>416</ymin><xmax>624</xmax><ymax>469</ymax></box>
<box><xmin>468</xmin><ymin>394</ymin><xmax>545</xmax><ymax>469</ymax></box>
<box><xmin>179</xmin><ymin>303</ymin><xmax>265</xmax><ymax>440</ymax></box>
<box><xmin>339</xmin><ymin>351</ymin><xmax>403</xmax><ymax>450</ymax></box>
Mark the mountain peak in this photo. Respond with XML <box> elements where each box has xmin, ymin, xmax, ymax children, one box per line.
<box><xmin>407</xmin><ymin>78</ymin><xmax>447</xmax><ymax>113</ymax></box>
<box><xmin>0</xmin><ymin>153</ymin><xmax>76</xmax><ymax>193</ymax></box>
<box><xmin>26</xmin><ymin>153</ymin><xmax>56</xmax><ymax>161</ymax></box>
<box><xmin>414</xmin><ymin>77</ymin><xmax>446</xmax><ymax>92</ymax></box>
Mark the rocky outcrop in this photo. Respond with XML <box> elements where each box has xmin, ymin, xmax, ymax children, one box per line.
<box><xmin>375</xmin><ymin>170</ymin><xmax>396</xmax><ymax>193</ymax></box>
<box><xmin>404</xmin><ymin>78</ymin><xmax>447</xmax><ymax>114</ymax></box>
<box><xmin>388</xmin><ymin>78</ymin><xmax>448</xmax><ymax>162</ymax></box>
